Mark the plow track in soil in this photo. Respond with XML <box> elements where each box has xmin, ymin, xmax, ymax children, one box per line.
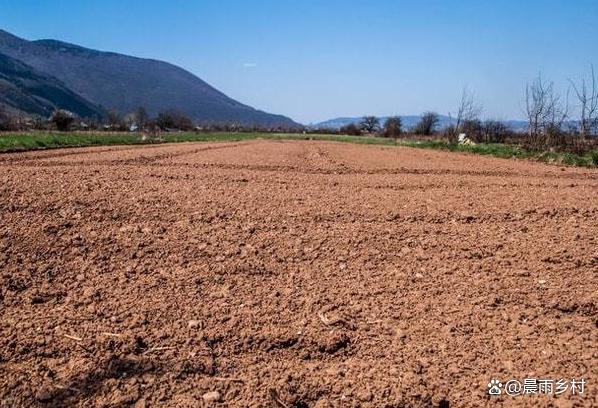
<box><xmin>0</xmin><ymin>140</ymin><xmax>596</xmax><ymax>407</ymax></box>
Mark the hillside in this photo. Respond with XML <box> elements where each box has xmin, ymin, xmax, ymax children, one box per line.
<box><xmin>0</xmin><ymin>51</ymin><xmax>103</xmax><ymax>118</ymax></box>
<box><xmin>0</xmin><ymin>29</ymin><xmax>299</xmax><ymax>127</ymax></box>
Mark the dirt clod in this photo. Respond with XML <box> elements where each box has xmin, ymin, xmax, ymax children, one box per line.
<box><xmin>187</xmin><ymin>320</ymin><xmax>201</xmax><ymax>329</ymax></box>
<box><xmin>202</xmin><ymin>391</ymin><xmax>221</xmax><ymax>403</ymax></box>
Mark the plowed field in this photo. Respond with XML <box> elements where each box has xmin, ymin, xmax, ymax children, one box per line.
<box><xmin>1</xmin><ymin>140</ymin><xmax>596</xmax><ymax>407</ymax></box>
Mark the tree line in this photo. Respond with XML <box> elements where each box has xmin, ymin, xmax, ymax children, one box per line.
<box><xmin>0</xmin><ymin>107</ymin><xmax>296</xmax><ymax>133</ymax></box>
<box><xmin>335</xmin><ymin>66</ymin><xmax>597</xmax><ymax>154</ymax></box>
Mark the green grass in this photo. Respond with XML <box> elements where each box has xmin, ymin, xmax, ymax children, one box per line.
<box><xmin>0</xmin><ymin>132</ymin><xmax>150</xmax><ymax>151</ymax></box>
<box><xmin>1</xmin><ymin>131</ymin><xmax>596</xmax><ymax>167</ymax></box>
<box><xmin>397</xmin><ymin>139</ymin><xmax>598</xmax><ymax>167</ymax></box>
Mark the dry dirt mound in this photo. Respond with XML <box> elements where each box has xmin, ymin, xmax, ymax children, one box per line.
<box><xmin>0</xmin><ymin>140</ymin><xmax>596</xmax><ymax>407</ymax></box>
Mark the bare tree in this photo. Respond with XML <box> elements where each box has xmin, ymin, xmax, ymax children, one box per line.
<box><xmin>360</xmin><ymin>116</ymin><xmax>380</xmax><ymax>133</ymax></box>
<box><xmin>453</xmin><ymin>87</ymin><xmax>482</xmax><ymax>133</ymax></box>
<box><xmin>135</xmin><ymin>107</ymin><xmax>149</xmax><ymax>129</ymax></box>
<box><xmin>382</xmin><ymin>116</ymin><xmax>402</xmax><ymax>138</ymax></box>
<box><xmin>0</xmin><ymin>105</ymin><xmax>9</xmax><ymax>131</ymax></box>
<box><xmin>525</xmin><ymin>75</ymin><xmax>548</xmax><ymax>138</ymax></box>
<box><xmin>524</xmin><ymin>74</ymin><xmax>569</xmax><ymax>149</ymax></box>
<box><xmin>549</xmin><ymin>88</ymin><xmax>570</xmax><ymax>129</ymax></box>
<box><xmin>569</xmin><ymin>65</ymin><xmax>598</xmax><ymax>138</ymax></box>
<box><xmin>106</xmin><ymin>110</ymin><xmax>124</xmax><ymax>130</ymax></box>
<box><xmin>414</xmin><ymin>112</ymin><xmax>439</xmax><ymax>135</ymax></box>
<box><xmin>156</xmin><ymin>110</ymin><xmax>194</xmax><ymax>131</ymax></box>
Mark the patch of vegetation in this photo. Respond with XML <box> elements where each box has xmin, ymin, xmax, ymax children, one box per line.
<box><xmin>1</xmin><ymin>131</ymin><xmax>596</xmax><ymax>167</ymax></box>
<box><xmin>398</xmin><ymin>139</ymin><xmax>598</xmax><ymax>167</ymax></box>
<box><xmin>0</xmin><ymin>132</ymin><xmax>148</xmax><ymax>151</ymax></box>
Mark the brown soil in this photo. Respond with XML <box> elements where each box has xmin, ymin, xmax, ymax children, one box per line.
<box><xmin>0</xmin><ymin>140</ymin><xmax>596</xmax><ymax>407</ymax></box>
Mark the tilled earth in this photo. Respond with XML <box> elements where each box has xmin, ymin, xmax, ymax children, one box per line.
<box><xmin>0</xmin><ymin>140</ymin><xmax>596</xmax><ymax>407</ymax></box>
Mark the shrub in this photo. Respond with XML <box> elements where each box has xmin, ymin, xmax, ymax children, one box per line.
<box><xmin>481</xmin><ymin>120</ymin><xmax>510</xmax><ymax>143</ymax></box>
<box><xmin>50</xmin><ymin>109</ymin><xmax>75</xmax><ymax>131</ymax></box>
<box><xmin>461</xmin><ymin>119</ymin><xmax>484</xmax><ymax>142</ymax></box>
<box><xmin>545</xmin><ymin>124</ymin><xmax>568</xmax><ymax>150</ymax></box>
<box><xmin>444</xmin><ymin>125</ymin><xmax>458</xmax><ymax>143</ymax></box>
<box><xmin>156</xmin><ymin>111</ymin><xmax>194</xmax><ymax>131</ymax></box>
<box><xmin>339</xmin><ymin>123</ymin><xmax>362</xmax><ymax>136</ymax></box>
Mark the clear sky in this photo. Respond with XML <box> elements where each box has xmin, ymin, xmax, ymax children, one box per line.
<box><xmin>1</xmin><ymin>0</ymin><xmax>596</xmax><ymax>124</ymax></box>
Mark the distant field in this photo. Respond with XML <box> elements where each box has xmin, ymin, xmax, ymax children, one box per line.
<box><xmin>1</xmin><ymin>131</ymin><xmax>597</xmax><ymax>167</ymax></box>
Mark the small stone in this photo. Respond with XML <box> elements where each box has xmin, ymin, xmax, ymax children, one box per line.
<box><xmin>538</xmin><ymin>279</ymin><xmax>547</xmax><ymax>285</ymax></box>
<box><xmin>396</xmin><ymin>329</ymin><xmax>408</xmax><ymax>339</ymax></box>
<box><xmin>202</xmin><ymin>391</ymin><xmax>221</xmax><ymax>403</ymax></box>
<box><xmin>35</xmin><ymin>387</ymin><xmax>52</xmax><ymax>402</ymax></box>
<box><xmin>313</xmin><ymin>399</ymin><xmax>332</xmax><ymax>408</ymax></box>
<box><xmin>188</xmin><ymin>320</ymin><xmax>201</xmax><ymax>329</ymax></box>
<box><xmin>76</xmin><ymin>273</ymin><xmax>85</xmax><ymax>281</ymax></box>
<box><xmin>83</xmin><ymin>287</ymin><xmax>95</xmax><ymax>298</ymax></box>
<box><xmin>414</xmin><ymin>273</ymin><xmax>424</xmax><ymax>279</ymax></box>
<box><xmin>134</xmin><ymin>399</ymin><xmax>147</xmax><ymax>408</ymax></box>
<box><xmin>356</xmin><ymin>389</ymin><xmax>373</xmax><ymax>402</ymax></box>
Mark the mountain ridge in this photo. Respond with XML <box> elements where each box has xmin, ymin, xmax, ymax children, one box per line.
<box><xmin>0</xmin><ymin>29</ymin><xmax>299</xmax><ymax>127</ymax></box>
<box><xmin>0</xmin><ymin>51</ymin><xmax>104</xmax><ymax>118</ymax></box>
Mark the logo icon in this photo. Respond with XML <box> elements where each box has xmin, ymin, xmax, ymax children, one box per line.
<box><xmin>488</xmin><ymin>379</ymin><xmax>503</xmax><ymax>395</ymax></box>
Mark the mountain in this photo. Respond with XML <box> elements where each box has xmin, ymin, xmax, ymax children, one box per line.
<box><xmin>313</xmin><ymin>115</ymin><xmax>457</xmax><ymax>130</ymax></box>
<box><xmin>0</xmin><ymin>51</ymin><xmax>103</xmax><ymax>118</ymax></box>
<box><xmin>0</xmin><ymin>29</ymin><xmax>299</xmax><ymax>127</ymax></box>
<box><xmin>503</xmin><ymin>120</ymin><xmax>530</xmax><ymax>132</ymax></box>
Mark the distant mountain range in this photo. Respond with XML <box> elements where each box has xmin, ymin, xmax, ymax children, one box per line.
<box><xmin>0</xmin><ymin>29</ymin><xmax>299</xmax><ymax>128</ymax></box>
<box><xmin>312</xmin><ymin>115</ymin><xmax>530</xmax><ymax>132</ymax></box>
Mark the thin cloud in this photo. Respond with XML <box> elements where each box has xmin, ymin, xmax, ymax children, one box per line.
<box><xmin>243</xmin><ymin>62</ymin><xmax>258</xmax><ymax>68</ymax></box>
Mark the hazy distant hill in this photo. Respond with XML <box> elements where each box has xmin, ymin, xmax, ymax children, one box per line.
<box><xmin>0</xmin><ymin>29</ymin><xmax>299</xmax><ymax>127</ymax></box>
<box><xmin>0</xmin><ymin>51</ymin><xmax>103</xmax><ymax>118</ymax></box>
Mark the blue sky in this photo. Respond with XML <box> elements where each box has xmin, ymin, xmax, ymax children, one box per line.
<box><xmin>1</xmin><ymin>0</ymin><xmax>596</xmax><ymax>123</ymax></box>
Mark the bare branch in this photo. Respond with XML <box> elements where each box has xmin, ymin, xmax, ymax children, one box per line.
<box><xmin>454</xmin><ymin>87</ymin><xmax>482</xmax><ymax>131</ymax></box>
<box><xmin>568</xmin><ymin>65</ymin><xmax>598</xmax><ymax>137</ymax></box>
